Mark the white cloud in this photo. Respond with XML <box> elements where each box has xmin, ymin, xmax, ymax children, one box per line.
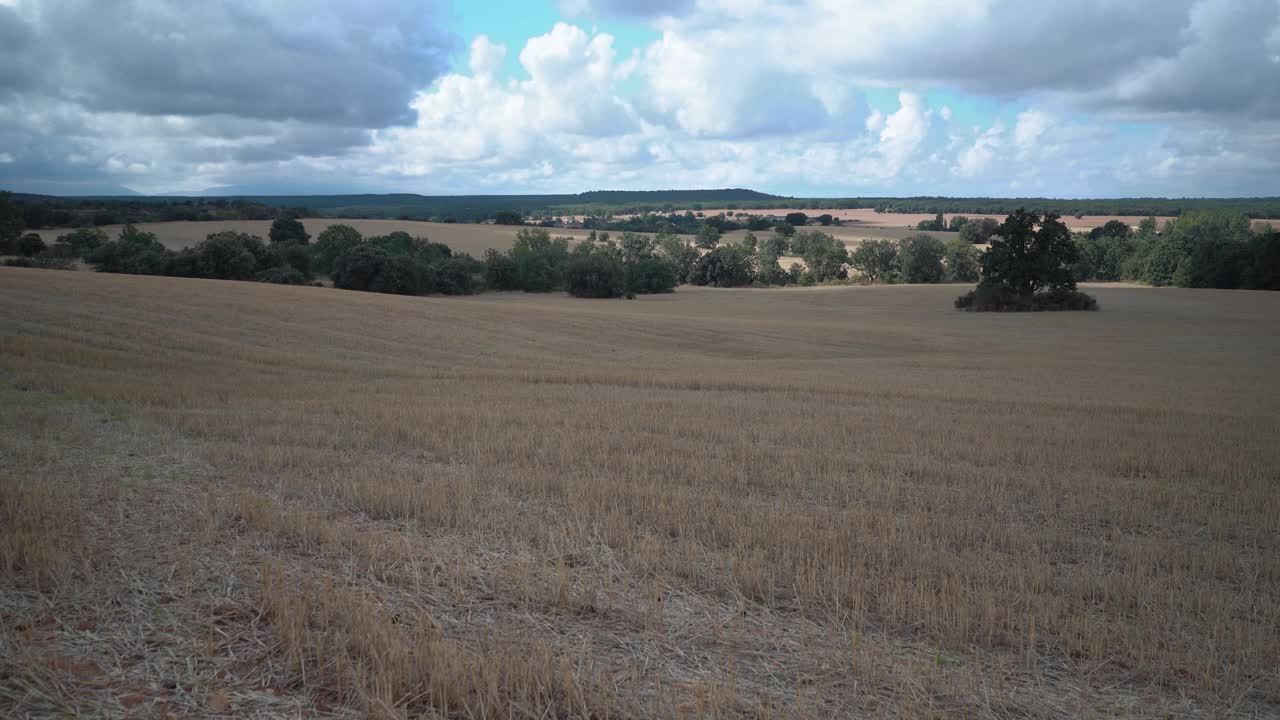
<box><xmin>1014</xmin><ymin>109</ymin><xmax>1053</xmax><ymax>159</ymax></box>
<box><xmin>853</xmin><ymin>92</ymin><xmax>932</xmax><ymax>179</ymax></box>
<box><xmin>954</xmin><ymin>123</ymin><xmax>1004</xmax><ymax>178</ymax></box>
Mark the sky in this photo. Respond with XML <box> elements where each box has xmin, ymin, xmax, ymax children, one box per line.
<box><xmin>1</xmin><ymin>0</ymin><xmax>1279</xmax><ymax>198</ymax></box>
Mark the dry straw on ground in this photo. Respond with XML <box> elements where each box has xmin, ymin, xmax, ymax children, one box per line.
<box><xmin>1</xmin><ymin>267</ymin><xmax>1277</xmax><ymax>717</ymax></box>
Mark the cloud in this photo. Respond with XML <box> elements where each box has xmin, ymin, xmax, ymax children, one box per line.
<box><xmin>2</xmin><ymin>1</ymin><xmax>1279</xmax><ymax>197</ymax></box>
<box><xmin>2</xmin><ymin>0</ymin><xmax>455</xmax><ymax>127</ymax></box>
<box><xmin>1013</xmin><ymin>110</ymin><xmax>1053</xmax><ymax>159</ymax></box>
<box><xmin>955</xmin><ymin>124</ymin><xmax>1004</xmax><ymax>178</ymax></box>
<box><xmin>559</xmin><ymin>0</ymin><xmax>694</xmax><ymax>19</ymax></box>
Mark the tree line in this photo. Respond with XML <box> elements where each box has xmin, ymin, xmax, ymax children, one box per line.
<box><xmin>0</xmin><ymin>191</ymin><xmax>302</xmax><ymax>229</ymax></box>
<box><xmin>5</xmin><ymin>203</ymin><xmax>1277</xmax><ymax>300</ymax></box>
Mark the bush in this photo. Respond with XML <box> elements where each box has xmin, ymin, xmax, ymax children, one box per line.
<box><xmin>4</xmin><ymin>256</ymin><xmax>76</xmax><ymax>270</ymax></box>
<box><xmin>625</xmin><ymin>257</ymin><xmax>678</xmax><ymax>294</ymax></box>
<box><xmin>432</xmin><ymin>256</ymin><xmax>478</xmax><ymax>295</ymax></box>
<box><xmin>483</xmin><ymin>248</ymin><xmax>520</xmax><ymax>290</ymax></box>
<box><xmin>254</xmin><ymin>267</ymin><xmax>307</xmax><ymax>285</ymax></box>
<box><xmin>87</xmin><ymin>225</ymin><xmax>174</xmax><ymax>275</ymax></box>
<box><xmin>566</xmin><ymin>250</ymin><xmax>625</xmax><ymax>298</ymax></box>
<box><xmin>58</xmin><ymin>227</ymin><xmax>108</xmax><ymax>258</ymax></box>
<box><xmin>332</xmin><ymin>245</ymin><xmax>421</xmax><ymax>295</ymax></box>
<box><xmin>955</xmin><ymin>286</ymin><xmax>1098</xmax><ymax>312</ymax></box>
<box><xmin>689</xmin><ymin>245</ymin><xmax>756</xmax><ymax>287</ymax></box>
<box><xmin>17</xmin><ymin>232</ymin><xmax>47</xmax><ymax>257</ymax></box>
<box><xmin>275</xmin><ymin>242</ymin><xmax>312</xmax><ymax>279</ymax></box>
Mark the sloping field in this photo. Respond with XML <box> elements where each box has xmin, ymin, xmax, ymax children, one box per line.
<box><xmin>1</xmin><ymin>269</ymin><xmax>1278</xmax><ymax>718</ymax></box>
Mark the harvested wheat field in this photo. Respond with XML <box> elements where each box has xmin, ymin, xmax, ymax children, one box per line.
<box><xmin>1</xmin><ymin>268</ymin><xmax>1278</xmax><ymax>718</ymax></box>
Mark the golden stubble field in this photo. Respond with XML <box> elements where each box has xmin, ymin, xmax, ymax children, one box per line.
<box><xmin>1</xmin><ymin>268</ymin><xmax>1278</xmax><ymax>718</ymax></box>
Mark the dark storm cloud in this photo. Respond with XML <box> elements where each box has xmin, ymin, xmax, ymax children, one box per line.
<box><xmin>10</xmin><ymin>0</ymin><xmax>457</xmax><ymax>127</ymax></box>
<box><xmin>587</xmin><ymin>0</ymin><xmax>695</xmax><ymax>18</ymax></box>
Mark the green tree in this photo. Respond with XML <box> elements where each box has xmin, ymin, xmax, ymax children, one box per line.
<box><xmin>948</xmin><ymin>215</ymin><xmax>970</xmax><ymax>232</ymax></box>
<box><xmin>959</xmin><ymin>217</ymin><xmax>998</xmax><ymax>244</ymax></box>
<box><xmin>794</xmin><ymin>231</ymin><xmax>849</xmax><ymax>282</ymax></box>
<box><xmin>979</xmin><ymin>210</ymin><xmax>1078</xmax><ymax>296</ymax></box>
<box><xmin>507</xmin><ymin>228</ymin><xmax>571</xmax><ymax>292</ymax></box>
<box><xmin>269</xmin><ymin>216</ymin><xmax>310</xmax><ymax>245</ymax></box>
<box><xmin>755</xmin><ymin>236</ymin><xmax>788</xmax><ymax>285</ymax></box>
<box><xmin>0</xmin><ymin>192</ymin><xmax>25</xmax><ymax>253</ymax></box>
<box><xmin>784</xmin><ymin>212</ymin><xmax>808</xmax><ymax>227</ymax></box>
<box><xmin>849</xmin><ymin>239</ymin><xmax>899</xmax><ymax>282</ymax></box>
<box><xmin>1243</xmin><ymin>226</ymin><xmax>1280</xmax><ymax>290</ymax></box>
<box><xmin>566</xmin><ymin>247</ymin><xmax>625</xmax><ymax>298</ymax></box>
<box><xmin>943</xmin><ymin>237</ymin><xmax>980</xmax><ymax>282</ymax></box>
<box><xmin>689</xmin><ymin>245</ymin><xmax>756</xmax><ymax>287</ymax></box>
<box><xmin>916</xmin><ymin>213</ymin><xmax>945</xmax><ymax>231</ymax></box>
<box><xmin>332</xmin><ymin>245</ymin><xmax>421</xmax><ymax>295</ymax></box>
<box><xmin>483</xmin><ymin>248</ymin><xmax>520</xmax><ymax>290</ymax></box>
<box><xmin>656</xmin><ymin>230</ymin><xmax>699</xmax><ymax>283</ymax></box>
<box><xmin>695</xmin><ymin>220</ymin><xmax>721</xmax><ymax>249</ymax></box>
<box><xmin>312</xmin><ymin>224</ymin><xmax>364</xmax><ymax>274</ymax></box>
<box><xmin>898</xmin><ymin>234</ymin><xmax>946</xmax><ymax>283</ymax></box>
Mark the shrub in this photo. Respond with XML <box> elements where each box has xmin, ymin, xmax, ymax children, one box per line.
<box><xmin>4</xmin><ymin>256</ymin><xmax>76</xmax><ymax>270</ymax></box>
<box><xmin>87</xmin><ymin>225</ymin><xmax>174</xmax><ymax>275</ymax></box>
<box><xmin>432</xmin><ymin>256</ymin><xmax>478</xmax><ymax>295</ymax></box>
<box><xmin>955</xmin><ymin>286</ymin><xmax>1099</xmax><ymax>312</ymax></box>
<box><xmin>58</xmin><ymin>227</ymin><xmax>108</xmax><ymax>258</ymax></box>
<box><xmin>689</xmin><ymin>244</ymin><xmax>756</xmax><ymax>287</ymax></box>
<box><xmin>254</xmin><ymin>267</ymin><xmax>307</xmax><ymax>285</ymax></box>
<box><xmin>625</xmin><ymin>257</ymin><xmax>678</xmax><ymax>294</ymax></box>
<box><xmin>275</xmin><ymin>242</ymin><xmax>313</xmax><ymax>279</ymax></box>
<box><xmin>332</xmin><ymin>245</ymin><xmax>421</xmax><ymax>295</ymax></box>
<box><xmin>18</xmin><ymin>232</ymin><xmax>47</xmax><ymax>257</ymax></box>
<box><xmin>483</xmin><ymin>249</ymin><xmax>520</xmax><ymax>290</ymax></box>
<box><xmin>566</xmin><ymin>250</ymin><xmax>625</xmax><ymax>298</ymax></box>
